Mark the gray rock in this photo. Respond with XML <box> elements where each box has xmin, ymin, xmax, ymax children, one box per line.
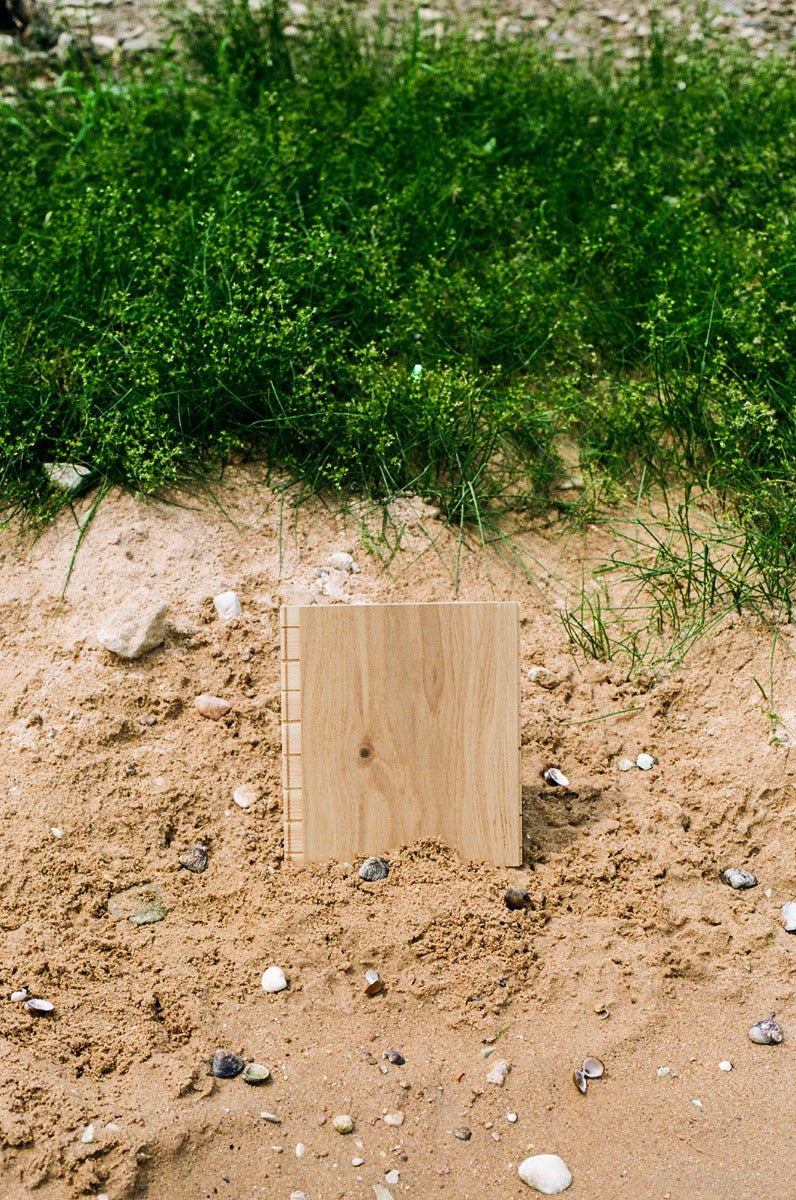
<box><xmin>107</xmin><ymin>883</ymin><xmax>168</xmax><ymax>926</ymax></box>
<box><xmin>43</xmin><ymin>461</ymin><xmax>91</xmax><ymax>493</ymax></box>
<box><xmin>98</xmin><ymin>588</ymin><xmax>168</xmax><ymax>659</ymax></box>
<box><xmin>179</xmin><ymin>845</ymin><xmax>208</xmax><ymax>873</ymax></box>
<box><xmin>721</xmin><ymin>867</ymin><xmax>757</xmax><ymax>890</ymax></box>
<box><xmin>359</xmin><ymin>857</ymin><xmax>389</xmax><ymax>881</ymax></box>
<box><xmin>748</xmin><ymin>1019</ymin><xmax>783</xmax><ymax>1045</ymax></box>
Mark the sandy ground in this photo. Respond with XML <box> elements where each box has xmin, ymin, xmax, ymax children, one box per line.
<box><xmin>1</xmin><ymin>465</ymin><xmax>795</xmax><ymax>1199</ymax></box>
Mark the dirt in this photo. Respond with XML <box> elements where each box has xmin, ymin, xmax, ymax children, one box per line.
<box><xmin>0</xmin><ymin>465</ymin><xmax>795</xmax><ymax>1200</ymax></box>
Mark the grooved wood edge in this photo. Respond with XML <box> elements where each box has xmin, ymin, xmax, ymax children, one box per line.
<box><xmin>280</xmin><ymin>606</ymin><xmax>303</xmax><ymax>864</ymax></box>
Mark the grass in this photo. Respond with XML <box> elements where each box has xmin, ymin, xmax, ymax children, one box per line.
<box><xmin>2</xmin><ymin>2</ymin><xmax>796</xmax><ymax>656</ymax></box>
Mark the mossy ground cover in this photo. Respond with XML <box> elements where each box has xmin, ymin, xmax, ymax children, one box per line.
<box><xmin>2</xmin><ymin>4</ymin><xmax>796</xmax><ymax>614</ymax></box>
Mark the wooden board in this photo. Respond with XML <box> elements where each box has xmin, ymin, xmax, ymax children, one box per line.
<box><xmin>280</xmin><ymin>602</ymin><xmax>521</xmax><ymax>865</ymax></box>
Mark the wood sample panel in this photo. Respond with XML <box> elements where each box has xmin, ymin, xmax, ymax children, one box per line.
<box><xmin>280</xmin><ymin>602</ymin><xmax>521</xmax><ymax>866</ymax></box>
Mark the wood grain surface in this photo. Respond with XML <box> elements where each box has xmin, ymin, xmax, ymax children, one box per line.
<box><xmin>280</xmin><ymin>602</ymin><xmax>521</xmax><ymax>865</ymax></box>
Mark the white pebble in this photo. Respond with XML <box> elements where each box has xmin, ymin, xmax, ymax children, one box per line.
<box><xmin>486</xmin><ymin>1058</ymin><xmax>511</xmax><ymax>1086</ymax></box>
<box><xmin>352</xmin><ymin>1156</ymin><xmax>365</xmax><ymax>1166</ymax></box>
<box><xmin>10</xmin><ymin>989</ymin><xmax>27</xmax><ymax>1002</ymax></box>
<box><xmin>194</xmin><ymin>694</ymin><xmax>232</xmax><ymax>720</ymax></box>
<box><xmin>295</xmin><ymin>1142</ymin><xmax>306</xmax><ymax>1157</ymax></box>
<box><xmin>636</xmin><ymin>753</ymin><xmax>658</xmax><ymax>770</ymax></box>
<box><xmin>214</xmin><ymin>590</ymin><xmax>242</xmax><ymax>620</ymax></box>
<box><xmin>260</xmin><ymin>1111</ymin><xmax>282</xmax><ymax>1124</ymax></box>
<box><xmin>656</xmin><ymin>1066</ymin><xmax>671</xmax><ymax>1077</ymax></box>
<box><xmin>50</xmin><ymin>827</ymin><xmax>63</xmax><ymax>839</ymax></box>
<box><xmin>385</xmin><ymin>1171</ymin><xmax>400</xmax><ymax>1185</ymax></box>
<box><xmin>97</xmin><ymin>1195</ymin><xmax>109</xmax><ymax>1200</ymax></box>
<box><xmin>262</xmin><ymin>966</ymin><xmax>288</xmax><ymax>993</ymax></box>
<box><xmin>373</xmin><ymin>1187</ymin><xmax>394</xmax><ymax>1200</ymax></box>
<box><xmin>782</xmin><ymin>901</ymin><xmax>796</xmax><ymax>931</ymax></box>
<box><xmin>507</xmin><ymin>1112</ymin><xmax>518</xmax><ymax>1122</ymax></box>
<box><xmin>290</xmin><ymin>1193</ymin><xmax>307</xmax><ymax>1200</ymax></box>
<box><xmin>44</xmin><ymin>461</ymin><xmax>91</xmax><ymax>492</ymax></box>
<box><xmin>691</xmin><ymin>1099</ymin><xmax>703</xmax><ymax>1109</ymax></box>
<box><xmin>233</xmin><ymin>784</ymin><xmax>258</xmax><ymax>809</ymax></box>
<box><xmin>518</xmin><ymin>1154</ymin><xmax>573</xmax><ymax>1194</ymax></box>
<box><xmin>383</xmin><ymin>1112</ymin><xmax>404</xmax><ymax>1126</ymax></box>
<box><xmin>616</xmin><ymin>757</ymin><xmax>635</xmax><ymax>772</ymax></box>
<box><xmin>97</xmin><ymin>588</ymin><xmax>168</xmax><ymax>659</ymax></box>
<box><xmin>81</xmin><ymin>1124</ymin><xmax>95</xmax><ymax>1144</ymax></box>
<box><xmin>718</xmin><ymin>1061</ymin><xmax>733</xmax><ymax>1072</ymax></box>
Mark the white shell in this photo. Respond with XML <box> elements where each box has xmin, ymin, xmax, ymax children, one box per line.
<box><xmin>233</xmin><ymin>784</ymin><xmax>258</xmax><ymax>809</ymax></box>
<box><xmin>636</xmin><ymin>753</ymin><xmax>658</xmax><ymax>770</ymax></box>
<box><xmin>10</xmin><ymin>988</ymin><xmax>27</xmax><ymax>1002</ymax></box>
<box><xmin>782</xmin><ymin>901</ymin><xmax>796</xmax><ymax>932</ymax></box>
<box><xmin>616</xmin><ymin>757</ymin><xmax>635</xmax><ymax>772</ymax></box>
<box><xmin>543</xmin><ymin>768</ymin><xmax>569</xmax><ymax>788</ymax></box>
<box><xmin>518</xmin><ymin>1154</ymin><xmax>573</xmax><ymax>1194</ymax></box>
<box><xmin>262</xmin><ymin>966</ymin><xmax>288</xmax><ymax>994</ymax></box>
<box><xmin>214</xmin><ymin>591</ymin><xmax>242</xmax><ymax>620</ymax></box>
<box><xmin>718</xmin><ymin>1061</ymin><xmax>733</xmax><ymax>1071</ymax></box>
<box><xmin>81</xmin><ymin>1125</ymin><xmax>95</xmax><ymax>1144</ymax></box>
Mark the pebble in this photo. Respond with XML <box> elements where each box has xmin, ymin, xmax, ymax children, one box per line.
<box><xmin>528</xmin><ymin>666</ymin><xmax>557</xmax><ymax>689</ymax></box>
<box><xmin>260</xmin><ymin>1111</ymin><xmax>282</xmax><ymax>1124</ymax></box>
<box><xmin>504</xmin><ymin>887</ymin><xmax>532</xmax><ymax>910</ymax></box>
<box><xmin>333</xmin><ymin>1114</ymin><xmax>355</xmax><ymax>1134</ymax></box>
<box><xmin>383</xmin><ymin>1112</ymin><xmax>404</xmax><ymax>1126</ymax></box>
<box><xmin>262</xmin><ymin>966</ymin><xmax>288</xmax><ymax>994</ymax></box>
<box><xmin>194</xmin><ymin>694</ymin><xmax>232</xmax><ymax>721</ymax></box>
<box><xmin>454</xmin><ymin>1127</ymin><xmax>472</xmax><ymax>1141</ymax></box>
<box><xmin>616</xmin><ymin>757</ymin><xmax>635</xmax><ymax>771</ymax></box>
<box><xmin>328</xmin><ymin>552</ymin><xmax>360</xmax><ymax>573</ymax></box>
<box><xmin>373</xmin><ymin>1187</ymin><xmax>394</xmax><ymax>1200</ymax></box>
<box><xmin>384</xmin><ymin>1050</ymin><xmax>405</xmax><ymax>1065</ymax></box>
<box><xmin>781</xmin><ymin>902</ymin><xmax>796</xmax><ymax>932</ymax></box>
<box><xmin>352</xmin><ymin>1156</ymin><xmax>365</xmax><ymax>1166</ymax></box>
<box><xmin>518</xmin><ymin>1154</ymin><xmax>573</xmax><ymax>1194</ymax></box>
<box><xmin>23</xmin><ymin>997</ymin><xmax>55</xmax><ymax>1015</ymax></box>
<box><xmin>179</xmin><ymin>845</ymin><xmax>208</xmax><ymax>873</ymax></box>
<box><xmin>656</xmin><ymin>1066</ymin><xmax>671</xmax><ymax>1077</ymax></box>
<box><xmin>107</xmin><ymin>883</ymin><xmax>168</xmax><ymax>926</ymax></box>
<box><xmin>718</xmin><ymin>1061</ymin><xmax>733</xmax><ymax>1071</ymax></box>
<box><xmin>636</xmin><ymin>753</ymin><xmax>658</xmax><ymax>770</ymax></box>
<box><xmin>212</xmin><ymin>1049</ymin><xmax>245</xmax><ymax>1078</ymax></box>
<box><xmin>242</xmin><ymin>1064</ymin><xmax>271</xmax><ymax>1085</ymax></box>
<box><xmin>43</xmin><ymin>461</ymin><xmax>92</xmax><ymax>493</ymax></box>
<box><xmin>81</xmin><ymin>1124</ymin><xmax>95</xmax><ymax>1144</ymax></box>
<box><xmin>359</xmin><ymin>857</ymin><xmax>390</xmax><ymax>881</ymax></box>
<box><xmin>214</xmin><ymin>590</ymin><xmax>242</xmax><ymax>620</ymax></box>
<box><xmin>295</xmin><ymin>1142</ymin><xmax>306</xmax><ymax>1158</ymax></box>
<box><xmin>10</xmin><ymin>988</ymin><xmax>27</xmax><ymax>1001</ymax></box>
<box><xmin>384</xmin><ymin>1170</ymin><xmax>400</xmax><ymax>1185</ymax></box>
<box><xmin>233</xmin><ymin>784</ymin><xmax>258</xmax><ymax>809</ymax></box>
<box><xmin>97</xmin><ymin>588</ymin><xmax>168</xmax><ymax>659</ymax></box>
<box><xmin>722</xmin><ymin>867</ymin><xmax>758</xmax><ymax>889</ymax></box>
<box><xmin>691</xmin><ymin>1098</ymin><xmax>703</xmax><ymax>1109</ymax></box>
<box><xmin>486</xmin><ymin>1058</ymin><xmax>510</xmax><ymax>1086</ymax></box>
<box><xmin>507</xmin><ymin>1112</ymin><xmax>518</xmax><ymax>1122</ymax></box>
<box><xmin>748</xmin><ymin>1019</ymin><xmax>783</xmax><ymax>1045</ymax></box>
<box><xmin>542</xmin><ymin>767</ymin><xmax>569</xmax><ymax>788</ymax></box>
<box><xmin>364</xmin><ymin>969</ymin><xmax>383</xmax><ymax>996</ymax></box>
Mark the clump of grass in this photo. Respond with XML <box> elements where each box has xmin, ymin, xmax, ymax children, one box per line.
<box><xmin>1</xmin><ymin>1</ymin><xmax>796</xmax><ymax>619</ymax></box>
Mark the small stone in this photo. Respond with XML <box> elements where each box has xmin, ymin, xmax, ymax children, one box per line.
<box><xmin>384</xmin><ymin>1170</ymin><xmax>400</xmax><ymax>1185</ymax></box>
<box><xmin>364</xmin><ymin>969</ymin><xmax>383</xmax><ymax>996</ymax></box>
<box><xmin>616</xmin><ymin>757</ymin><xmax>635</xmax><ymax>772</ymax></box>
<box><xmin>194</xmin><ymin>694</ymin><xmax>232</xmax><ymax>720</ymax></box>
<box><xmin>10</xmin><ymin>988</ymin><xmax>27</xmax><ymax>1002</ymax></box>
<box><xmin>179</xmin><ymin>845</ymin><xmax>208</xmax><ymax>873</ymax></box>
<box><xmin>721</xmin><ymin>868</ymin><xmax>758</xmax><ymax>889</ymax></box>
<box><xmin>656</xmin><ymin>1067</ymin><xmax>671</xmax><ymax>1077</ymax></box>
<box><xmin>211</xmin><ymin>1049</ymin><xmax>245</xmax><ymax>1078</ymax></box>
<box><xmin>261</xmin><ymin>966</ymin><xmax>288</xmax><ymax>994</ymax></box>
<box><xmin>214</xmin><ymin>591</ymin><xmax>242</xmax><ymax>620</ymax></box>
<box><xmin>748</xmin><ymin>1019</ymin><xmax>783</xmax><ymax>1045</ymax></box>
<box><xmin>486</xmin><ymin>1058</ymin><xmax>510</xmax><ymax>1086</ymax></box>
<box><xmin>233</xmin><ymin>784</ymin><xmax>258</xmax><ymax>809</ymax></box>
<box><xmin>542</xmin><ymin>767</ymin><xmax>568</xmax><ymax>788</ymax></box>
<box><xmin>295</xmin><ymin>1142</ymin><xmax>306</xmax><ymax>1157</ymax></box>
<box><xmin>454</xmin><ymin>1126</ymin><xmax>472</xmax><ymax>1141</ymax></box>
<box><xmin>718</xmin><ymin>1061</ymin><xmax>733</xmax><ymax>1071</ymax></box>
<box><xmin>518</xmin><ymin>1154</ymin><xmax>573</xmax><ymax>1194</ymax></box>
<box><xmin>384</xmin><ymin>1050</ymin><xmax>405</xmax><ymax>1065</ymax></box>
<box><xmin>781</xmin><ymin>901</ymin><xmax>796</xmax><ymax>932</ymax></box>
<box><xmin>636</xmin><ymin>753</ymin><xmax>658</xmax><ymax>770</ymax></box>
<box><xmin>373</xmin><ymin>1187</ymin><xmax>394</xmax><ymax>1200</ymax></box>
<box><xmin>98</xmin><ymin>588</ymin><xmax>168</xmax><ymax>659</ymax></box>
<box><xmin>504</xmin><ymin>887</ymin><xmax>532</xmax><ymax>910</ymax></box>
<box><xmin>333</xmin><ymin>1114</ymin><xmax>355</xmax><ymax>1134</ymax></box>
<box><xmin>242</xmin><ymin>1064</ymin><xmax>271</xmax><ymax>1085</ymax></box>
<box><xmin>81</xmin><ymin>1124</ymin><xmax>95</xmax><ymax>1144</ymax></box>
<box><xmin>691</xmin><ymin>1098</ymin><xmax>703</xmax><ymax>1109</ymax></box>
<box><xmin>107</xmin><ymin>883</ymin><xmax>168</xmax><ymax>926</ymax></box>
<box><xmin>383</xmin><ymin>1112</ymin><xmax>404</xmax><ymax>1127</ymax></box>
<box><xmin>260</xmin><ymin>1111</ymin><xmax>282</xmax><ymax>1124</ymax></box>
<box><xmin>352</xmin><ymin>1156</ymin><xmax>365</xmax><ymax>1166</ymax></box>
<box><xmin>44</xmin><ymin>461</ymin><xmax>92</xmax><ymax>493</ymax></box>
<box><xmin>507</xmin><ymin>1112</ymin><xmax>518</xmax><ymax>1122</ymax></box>
<box><xmin>24</xmin><ymin>997</ymin><xmax>55</xmax><ymax>1015</ymax></box>
<box><xmin>359</xmin><ymin>857</ymin><xmax>390</xmax><ymax>881</ymax></box>
<box><xmin>328</xmin><ymin>552</ymin><xmax>359</xmax><ymax>573</ymax></box>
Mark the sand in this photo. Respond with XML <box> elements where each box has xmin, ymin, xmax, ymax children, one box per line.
<box><xmin>0</xmin><ymin>465</ymin><xmax>794</xmax><ymax>1199</ymax></box>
